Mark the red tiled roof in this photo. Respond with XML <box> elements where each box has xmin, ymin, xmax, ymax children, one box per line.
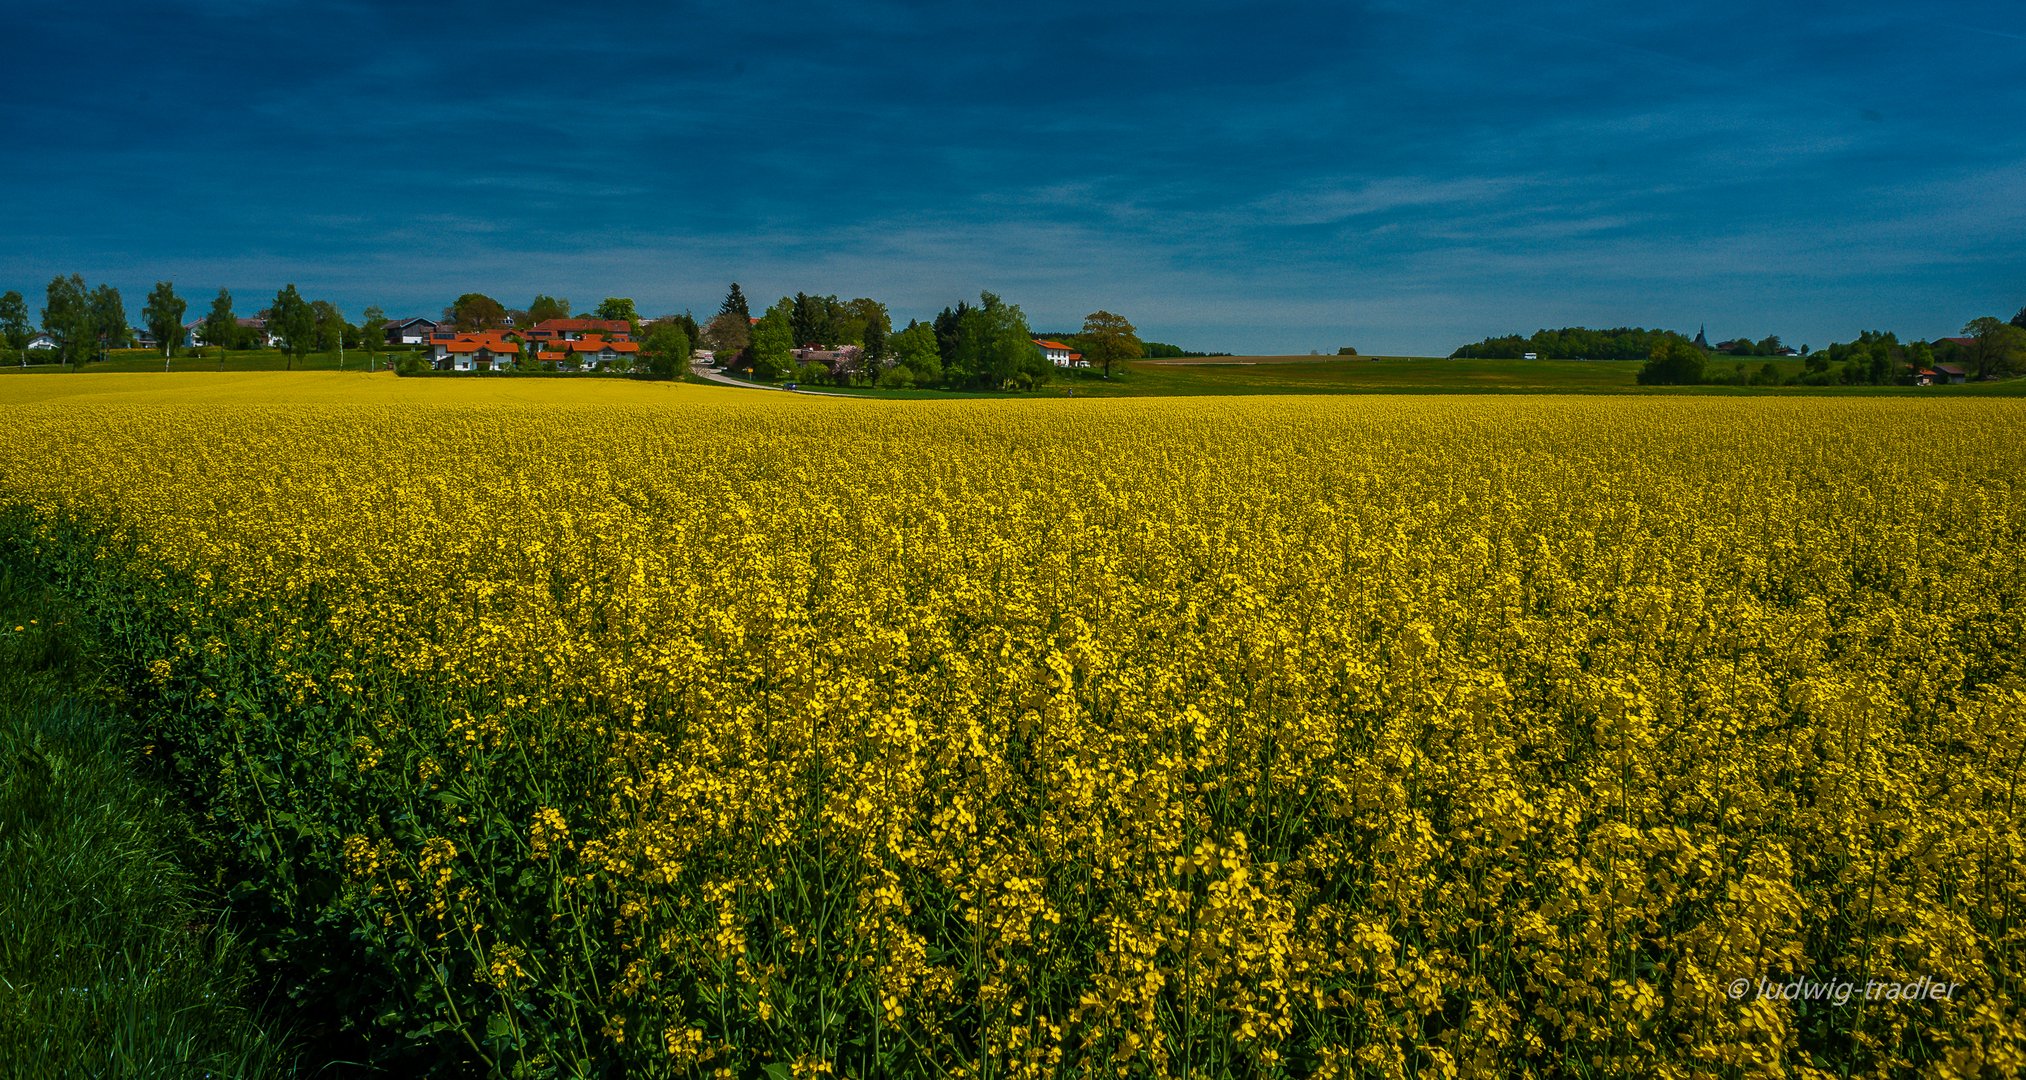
<box><xmin>537</xmin><ymin>351</ymin><xmax>567</xmax><ymax>362</ymax></box>
<box><xmin>565</xmin><ymin>336</ymin><xmax>641</xmax><ymax>353</ymax></box>
<box><xmin>440</xmin><ymin>332</ymin><xmax>521</xmax><ymax>354</ymax></box>
<box><xmin>1034</xmin><ymin>339</ymin><xmax>1072</xmax><ymax>350</ymax></box>
<box><xmin>533</xmin><ymin>318</ymin><xmax>632</xmax><ymax>334</ymax></box>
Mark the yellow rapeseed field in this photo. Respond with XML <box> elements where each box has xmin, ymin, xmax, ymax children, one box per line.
<box><xmin>0</xmin><ymin>374</ymin><xmax>2021</xmax><ymax>1077</ymax></box>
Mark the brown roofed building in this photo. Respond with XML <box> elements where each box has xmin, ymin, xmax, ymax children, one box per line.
<box><xmin>529</xmin><ymin>318</ymin><xmax>633</xmax><ymax>341</ymax></box>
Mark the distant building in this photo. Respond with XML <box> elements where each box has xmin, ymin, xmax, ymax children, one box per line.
<box><xmin>1934</xmin><ymin>364</ymin><xmax>1968</xmax><ymax>385</ymax></box>
<box><xmin>25</xmin><ymin>333</ymin><xmax>56</xmax><ymax>351</ymax></box>
<box><xmin>527</xmin><ymin>318</ymin><xmax>632</xmax><ymax>342</ymax></box>
<box><xmin>430</xmin><ymin>331</ymin><xmax>521</xmax><ymax>371</ymax></box>
<box><xmin>237</xmin><ymin>317</ymin><xmax>280</xmax><ymax>348</ymax></box>
<box><xmin>556</xmin><ymin>334</ymin><xmax>640</xmax><ymax>370</ymax></box>
<box><xmin>384</xmin><ymin>317</ymin><xmax>440</xmax><ymax>346</ymax></box>
<box><xmin>1034</xmin><ymin>339</ymin><xmax>1086</xmax><ymax>367</ymax></box>
<box><xmin>793</xmin><ymin>344</ymin><xmax>862</xmax><ymax>377</ymax></box>
<box><xmin>1693</xmin><ymin>325</ymin><xmax>1710</xmax><ymax>350</ymax></box>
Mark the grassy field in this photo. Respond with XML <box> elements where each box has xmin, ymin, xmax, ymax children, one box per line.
<box><xmin>0</xmin><ymin>551</ymin><xmax>296</xmax><ymax>1077</ymax></box>
<box><xmin>4</xmin><ymin>346</ymin><xmax>417</xmax><ymax>375</ymax></box>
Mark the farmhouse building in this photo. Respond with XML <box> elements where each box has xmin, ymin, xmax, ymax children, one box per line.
<box><xmin>1034</xmin><ymin>339</ymin><xmax>1086</xmax><ymax>367</ymax></box>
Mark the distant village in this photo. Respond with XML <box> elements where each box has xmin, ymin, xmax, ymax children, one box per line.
<box><xmin>10</xmin><ymin>312</ymin><xmax>1091</xmax><ymax>379</ymax></box>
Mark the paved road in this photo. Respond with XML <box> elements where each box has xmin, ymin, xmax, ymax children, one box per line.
<box><xmin>690</xmin><ymin>365</ymin><xmax>850</xmax><ymax>397</ymax></box>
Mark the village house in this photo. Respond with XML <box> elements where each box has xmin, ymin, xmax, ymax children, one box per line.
<box><xmin>430</xmin><ymin>331</ymin><xmax>522</xmax><ymax>371</ymax></box>
<box><xmin>527</xmin><ymin>318</ymin><xmax>633</xmax><ymax>343</ymax></box>
<box><xmin>383</xmin><ymin>317</ymin><xmax>440</xmax><ymax>346</ymax></box>
<box><xmin>565</xmin><ymin>334</ymin><xmax>640</xmax><ymax>370</ymax></box>
<box><xmin>25</xmin><ymin>332</ymin><xmax>57</xmax><ymax>352</ymax></box>
<box><xmin>1033</xmin><ymin>339</ymin><xmax>1086</xmax><ymax>367</ymax></box>
<box><xmin>1933</xmin><ymin>363</ymin><xmax>1968</xmax><ymax>385</ymax></box>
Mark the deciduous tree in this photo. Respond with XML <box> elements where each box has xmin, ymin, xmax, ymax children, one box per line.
<box><xmin>527</xmin><ymin>295</ymin><xmax>570</xmax><ymax>324</ymax></box>
<box><xmin>1962</xmin><ymin>316</ymin><xmax>2026</xmax><ymax>380</ymax></box>
<box><xmin>703</xmin><ymin>310</ymin><xmax>750</xmax><ymax>357</ymax></box>
<box><xmin>749</xmin><ymin>301</ymin><xmax>795</xmax><ymax>381</ymax></box>
<box><xmin>595</xmin><ymin>297</ymin><xmax>639</xmax><ymax>324</ymax></box>
<box><xmin>641</xmin><ymin>321</ymin><xmax>692</xmax><ymax>379</ymax></box>
<box><xmin>1080</xmin><ymin>310</ymin><xmax>1142</xmax><ymax>378</ymax></box>
<box><xmin>359</xmin><ymin>305</ymin><xmax>386</xmax><ymax>368</ymax></box>
<box><xmin>446</xmin><ymin>293</ymin><xmax>508</xmax><ymax>332</ymax></box>
<box><xmin>270</xmin><ymin>284</ymin><xmax>316</xmax><ymax>369</ymax></box>
<box><xmin>0</xmin><ymin>290</ymin><xmax>30</xmax><ymax>351</ymax></box>
<box><xmin>310</xmin><ymin>299</ymin><xmax>346</xmax><ymax>354</ymax></box>
<box><xmin>889</xmin><ymin>320</ymin><xmax>940</xmax><ymax>385</ymax></box>
<box><xmin>143</xmin><ymin>281</ymin><xmax>187</xmax><ymax>358</ymax></box>
<box><xmin>88</xmin><ymin>283</ymin><xmax>127</xmax><ymax>357</ymax></box>
<box><xmin>42</xmin><ymin>274</ymin><xmax>90</xmax><ymax>369</ymax></box>
<box><xmin>203</xmin><ymin>289</ymin><xmax>236</xmax><ymax>367</ymax></box>
<box><xmin>1637</xmin><ymin>337</ymin><xmax>1706</xmax><ymax>385</ymax></box>
<box><xmin>968</xmin><ymin>292</ymin><xmax>1046</xmax><ymax>390</ymax></box>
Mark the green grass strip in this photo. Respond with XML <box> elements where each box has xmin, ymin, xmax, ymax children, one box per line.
<box><xmin>0</xmin><ymin>564</ymin><xmax>298</xmax><ymax>1078</ymax></box>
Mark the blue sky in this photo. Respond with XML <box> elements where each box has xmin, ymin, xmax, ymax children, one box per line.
<box><xmin>3</xmin><ymin>1</ymin><xmax>2022</xmax><ymax>354</ymax></box>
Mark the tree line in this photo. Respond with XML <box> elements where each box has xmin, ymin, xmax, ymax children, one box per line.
<box><xmin>1450</xmin><ymin>326</ymin><xmax>1699</xmax><ymax>361</ymax></box>
<box><xmin>1638</xmin><ymin>312</ymin><xmax>2026</xmax><ymax>386</ymax></box>
<box><xmin>4</xmin><ymin>277</ymin><xmax>382</xmax><ymax>370</ymax></box>
<box><xmin>8</xmin><ymin>275</ymin><xmax>1164</xmax><ymax>390</ymax></box>
<box><xmin>696</xmin><ymin>284</ymin><xmax>1145</xmax><ymax>391</ymax></box>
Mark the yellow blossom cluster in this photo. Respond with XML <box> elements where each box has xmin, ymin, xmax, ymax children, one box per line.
<box><xmin>0</xmin><ymin>375</ymin><xmax>2021</xmax><ymax>1077</ymax></box>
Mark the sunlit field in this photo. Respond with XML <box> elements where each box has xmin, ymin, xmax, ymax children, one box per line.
<box><xmin>2</xmin><ymin>374</ymin><xmax>2021</xmax><ymax>1077</ymax></box>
